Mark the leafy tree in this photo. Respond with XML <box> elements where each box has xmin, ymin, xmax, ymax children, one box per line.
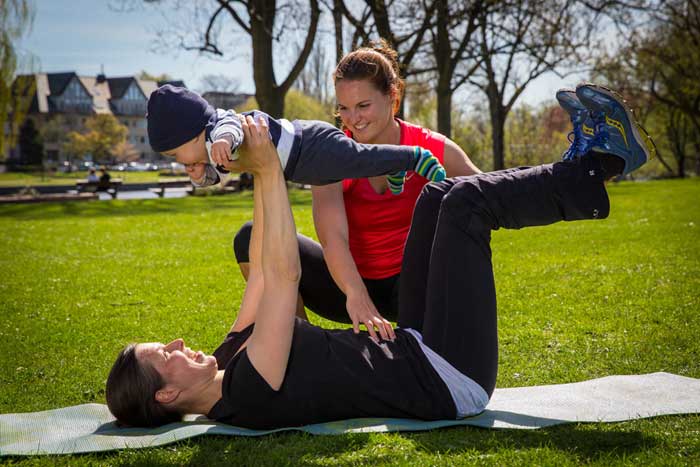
<box><xmin>63</xmin><ymin>115</ymin><xmax>128</xmax><ymax>163</ymax></box>
<box><xmin>405</xmin><ymin>80</ymin><xmax>494</xmax><ymax>170</ymax></box>
<box><xmin>451</xmin><ymin>105</ymin><xmax>493</xmax><ymax>171</ymax></box>
<box><xmin>592</xmin><ymin>0</ymin><xmax>700</xmax><ymax>177</ymax></box>
<box><xmin>1</xmin><ymin>0</ymin><xmax>34</xmax><ymax>159</ymax></box>
<box><xmin>404</xmin><ymin>80</ymin><xmax>437</xmax><ymax>131</ymax></box>
<box><xmin>505</xmin><ymin>102</ymin><xmax>569</xmax><ymax>168</ymax></box>
<box><xmin>110</xmin><ymin>141</ymin><xmax>140</xmax><ymax>162</ymax></box>
<box><xmin>39</xmin><ymin>115</ymin><xmax>66</xmax><ymax>147</ymax></box>
<box><xmin>238</xmin><ymin>89</ymin><xmax>334</xmax><ymax>123</ymax></box>
<box><xmin>138</xmin><ymin>70</ymin><xmax>173</xmax><ymax>82</ymax></box>
<box><xmin>62</xmin><ymin>132</ymin><xmax>91</xmax><ymax>162</ymax></box>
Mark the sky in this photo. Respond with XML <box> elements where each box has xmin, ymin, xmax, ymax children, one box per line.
<box><xmin>18</xmin><ymin>0</ymin><xmax>585</xmax><ymax>108</ymax></box>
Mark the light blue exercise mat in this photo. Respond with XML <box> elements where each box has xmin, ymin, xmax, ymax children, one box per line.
<box><xmin>2</xmin><ymin>372</ymin><xmax>699</xmax><ymax>456</ymax></box>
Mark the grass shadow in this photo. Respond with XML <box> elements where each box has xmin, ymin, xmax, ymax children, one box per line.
<box><xmin>0</xmin><ymin>416</ymin><xmax>687</xmax><ymax>465</ymax></box>
<box><xmin>404</xmin><ymin>421</ymin><xmax>662</xmax><ymax>462</ymax></box>
<box><xmin>0</xmin><ymin>190</ymin><xmax>313</xmax><ymax>221</ymax></box>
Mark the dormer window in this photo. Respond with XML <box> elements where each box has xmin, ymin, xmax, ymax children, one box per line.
<box><xmin>55</xmin><ymin>77</ymin><xmax>92</xmax><ymax>112</ymax></box>
<box><xmin>124</xmin><ymin>83</ymin><xmax>143</xmax><ymax>101</ymax></box>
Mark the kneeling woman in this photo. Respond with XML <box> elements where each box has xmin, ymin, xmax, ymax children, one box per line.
<box><xmin>106</xmin><ymin>84</ymin><xmax>654</xmax><ymax>428</ymax></box>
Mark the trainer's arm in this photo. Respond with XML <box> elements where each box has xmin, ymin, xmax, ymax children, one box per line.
<box><xmin>311</xmin><ymin>184</ymin><xmax>394</xmax><ymax>341</ymax></box>
<box><xmin>242</xmin><ymin>116</ymin><xmax>301</xmax><ymax>391</ymax></box>
<box><xmin>443</xmin><ymin>137</ymin><xmax>481</xmax><ymax>176</ymax></box>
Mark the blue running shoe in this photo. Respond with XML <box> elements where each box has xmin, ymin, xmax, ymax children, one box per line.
<box><xmin>575</xmin><ymin>83</ymin><xmax>656</xmax><ymax>175</ymax></box>
<box><xmin>556</xmin><ymin>89</ymin><xmax>595</xmax><ymax>161</ymax></box>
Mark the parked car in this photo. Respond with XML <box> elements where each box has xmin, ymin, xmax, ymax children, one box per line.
<box><xmin>110</xmin><ymin>163</ymin><xmax>128</xmax><ymax>172</ymax></box>
<box><xmin>125</xmin><ymin>161</ymin><xmax>159</xmax><ymax>171</ymax></box>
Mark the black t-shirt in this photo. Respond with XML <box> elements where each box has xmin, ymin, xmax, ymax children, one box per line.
<box><xmin>208</xmin><ymin>318</ymin><xmax>456</xmax><ymax>429</ymax></box>
<box><xmin>212</xmin><ymin>324</ymin><xmax>254</xmax><ymax>370</ymax></box>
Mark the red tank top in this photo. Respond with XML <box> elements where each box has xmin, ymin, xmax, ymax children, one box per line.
<box><xmin>342</xmin><ymin>119</ymin><xmax>446</xmax><ymax>279</ymax></box>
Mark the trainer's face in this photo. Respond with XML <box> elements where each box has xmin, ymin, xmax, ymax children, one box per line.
<box><xmin>336</xmin><ymin>79</ymin><xmax>396</xmax><ymax>144</ymax></box>
<box><xmin>136</xmin><ymin>338</ymin><xmax>218</xmax><ymax>388</ymax></box>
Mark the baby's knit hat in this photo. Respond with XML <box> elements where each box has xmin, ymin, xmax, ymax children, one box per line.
<box><xmin>146</xmin><ymin>84</ymin><xmax>215</xmax><ymax>152</ymax></box>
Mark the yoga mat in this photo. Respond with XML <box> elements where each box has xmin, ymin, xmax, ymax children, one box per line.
<box><xmin>1</xmin><ymin>372</ymin><xmax>699</xmax><ymax>456</ymax></box>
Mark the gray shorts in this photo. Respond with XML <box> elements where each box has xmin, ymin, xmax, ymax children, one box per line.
<box><xmin>403</xmin><ymin>328</ymin><xmax>490</xmax><ymax>418</ymax></box>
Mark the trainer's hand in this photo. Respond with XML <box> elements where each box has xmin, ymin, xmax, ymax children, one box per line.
<box><xmin>210</xmin><ymin>138</ymin><xmax>233</xmax><ymax>167</ymax></box>
<box><xmin>346</xmin><ymin>288</ymin><xmax>395</xmax><ymax>342</ymax></box>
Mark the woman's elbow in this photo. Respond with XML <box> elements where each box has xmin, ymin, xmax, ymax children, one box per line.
<box><xmin>270</xmin><ymin>260</ymin><xmax>301</xmax><ymax>283</ymax></box>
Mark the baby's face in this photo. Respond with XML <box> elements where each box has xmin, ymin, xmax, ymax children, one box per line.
<box><xmin>161</xmin><ymin>130</ymin><xmax>208</xmax><ymax>183</ymax></box>
<box><xmin>184</xmin><ymin>162</ymin><xmax>207</xmax><ymax>183</ymax></box>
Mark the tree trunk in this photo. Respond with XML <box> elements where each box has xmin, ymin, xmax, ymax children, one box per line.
<box><xmin>255</xmin><ymin>88</ymin><xmax>285</xmax><ymax>118</ymax></box>
<box><xmin>435</xmin><ymin>0</ymin><xmax>451</xmax><ymax>138</ymax></box>
<box><xmin>250</xmin><ymin>0</ymin><xmax>285</xmax><ymax>117</ymax></box>
<box><xmin>491</xmin><ymin>111</ymin><xmax>505</xmax><ymax>171</ymax></box>
<box><xmin>436</xmin><ymin>82</ymin><xmax>452</xmax><ymax>138</ymax></box>
<box><xmin>677</xmin><ymin>152</ymin><xmax>686</xmax><ymax>178</ymax></box>
<box><xmin>487</xmin><ymin>87</ymin><xmax>506</xmax><ymax>170</ymax></box>
<box><xmin>333</xmin><ymin>0</ymin><xmax>344</xmax><ymax>63</ymax></box>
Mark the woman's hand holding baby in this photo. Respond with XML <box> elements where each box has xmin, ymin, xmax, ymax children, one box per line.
<box><xmin>235</xmin><ymin>115</ymin><xmax>280</xmax><ymax>176</ymax></box>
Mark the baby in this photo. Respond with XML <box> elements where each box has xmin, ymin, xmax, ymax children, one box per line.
<box><xmin>146</xmin><ymin>85</ymin><xmax>446</xmax><ymax>194</ymax></box>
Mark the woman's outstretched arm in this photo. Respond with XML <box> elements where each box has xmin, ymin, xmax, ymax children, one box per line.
<box><xmin>230</xmin><ymin>171</ymin><xmax>264</xmax><ymax>332</ymax></box>
<box><xmin>239</xmin><ymin>115</ymin><xmax>301</xmax><ymax>391</ymax></box>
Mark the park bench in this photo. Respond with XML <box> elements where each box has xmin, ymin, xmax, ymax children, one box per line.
<box><xmin>149</xmin><ymin>179</ymin><xmax>195</xmax><ymax>198</ymax></box>
<box><xmin>75</xmin><ymin>179</ymin><xmax>122</xmax><ymax>199</ymax></box>
<box><xmin>150</xmin><ymin>176</ymin><xmax>246</xmax><ymax>197</ymax></box>
<box><xmin>219</xmin><ymin>175</ymin><xmax>245</xmax><ymax>193</ymax></box>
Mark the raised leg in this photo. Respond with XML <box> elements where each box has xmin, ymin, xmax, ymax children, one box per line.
<box><xmin>414</xmin><ymin>157</ymin><xmax>609</xmax><ymax>397</ymax></box>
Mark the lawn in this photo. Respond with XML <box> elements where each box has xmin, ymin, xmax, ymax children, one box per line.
<box><xmin>1</xmin><ymin>178</ymin><xmax>699</xmax><ymax>466</ymax></box>
<box><xmin>0</xmin><ymin>170</ymin><xmax>164</xmax><ymax>186</ymax></box>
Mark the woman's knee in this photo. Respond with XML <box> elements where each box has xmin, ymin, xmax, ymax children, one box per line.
<box><xmin>232</xmin><ymin>221</ymin><xmax>254</xmax><ymax>263</ymax></box>
<box><xmin>414</xmin><ymin>179</ymin><xmax>454</xmax><ymax>218</ymax></box>
<box><xmin>440</xmin><ymin>181</ymin><xmax>490</xmax><ymax>232</ymax></box>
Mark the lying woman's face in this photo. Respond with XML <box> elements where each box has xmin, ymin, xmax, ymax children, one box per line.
<box><xmin>335</xmin><ymin>79</ymin><xmax>395</xmax><ymax>144</ymax></box>
<box><xmin>136</xmin><ymin>338</ymin><xmax>218</xmax><ymax>388</ymax></box>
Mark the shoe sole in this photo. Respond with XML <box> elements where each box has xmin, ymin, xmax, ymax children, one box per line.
<box><xmin>575</xmin><ymin>83</ymin><xmax>655</xmax><ymax>173</ymax></box>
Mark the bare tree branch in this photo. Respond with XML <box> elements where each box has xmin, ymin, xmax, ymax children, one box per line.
<box><xmin>217</xmin><ymin>0</ymin><xmax>252</xmax><ymax>34</ymax></box>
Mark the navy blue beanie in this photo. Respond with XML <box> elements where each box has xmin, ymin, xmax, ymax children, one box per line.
<box><xmin>146</xmin><ymin>85</ymin><xmax>215</xmax><ymax>152</ymax></box>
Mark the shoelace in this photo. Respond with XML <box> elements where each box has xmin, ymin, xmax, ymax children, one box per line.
<box><xmin>579</xmin><ymin>112</ymin><xmax>609</xmax><ymax>156</ymax></box>
<box><xmin>562</xmin><ymin>131</ymin><xmax>577</xmax><ymax>160</ymax></box>
<box><xmin>563</xmin><ymin>113</ymin><xmax>589</xmax><ymax>161</ymax></box>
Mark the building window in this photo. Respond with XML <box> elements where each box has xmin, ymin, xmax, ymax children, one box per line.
<box><xmin>124</xmin><ymin>83</ymin><xmax>143</xmax><ymax>101</ymax></box>
<box><xmin>60</xmin><ymin>78</ymin><xmax>92</xmax><ymax>110</ymax></box>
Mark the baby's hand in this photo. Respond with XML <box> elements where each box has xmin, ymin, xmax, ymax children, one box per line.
<box><xmin>210</xmin><ymin>138</ymin><xmax>233</xmax><ymax>167</ymax></box>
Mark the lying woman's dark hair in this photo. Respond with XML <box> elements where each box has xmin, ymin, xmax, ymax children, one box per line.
<box><xmin>106</xmin><ymin>344</ymin><xmax>181</xmax><ymax>427</ymax></box>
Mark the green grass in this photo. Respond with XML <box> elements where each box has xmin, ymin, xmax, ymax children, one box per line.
<box><xmin>0</xmin><ymin>170</ymin><xmax>164</xmax><ymax>186</ymax></box>
<box><xmin>1</xmin><ymin>179</ymin><xmax>699</xmax><ymax>466</ymax></box>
